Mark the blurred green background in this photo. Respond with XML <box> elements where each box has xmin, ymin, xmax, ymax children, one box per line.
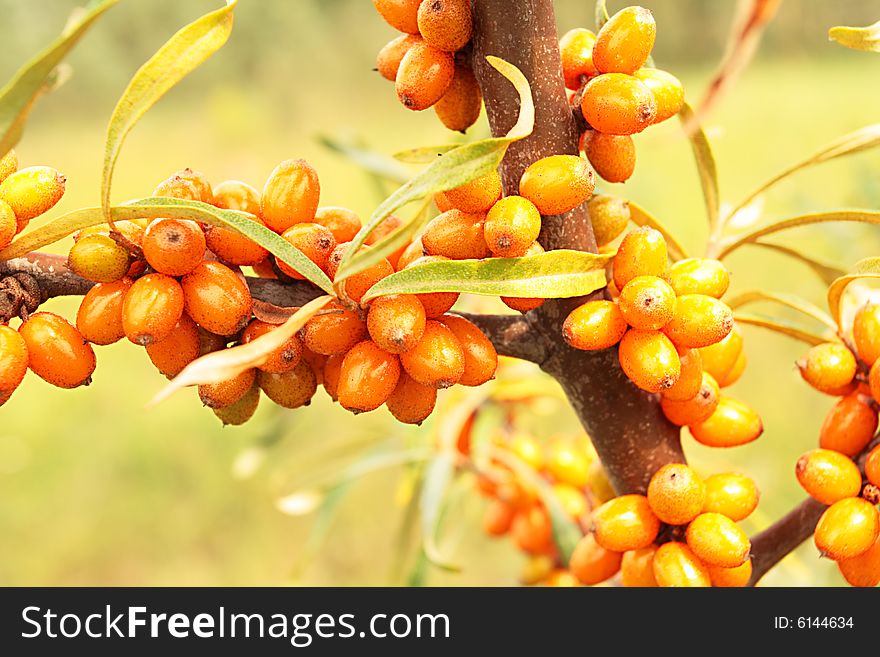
<box><xmin>0</xmin><ymin>0</ymin><xmax>878</xmax><ymax>586</ymax></box>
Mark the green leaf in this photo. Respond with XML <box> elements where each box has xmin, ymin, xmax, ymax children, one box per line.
<box><xmin>627</xmin><ymin>200</ymin><xmax>690</xmax><ymax>261</ymax></box>
<box><xmin>595</xmin><ymin>0</ymin><xmax>610</xmax><ymax>30</ymax></box>
<box><xmin>751</xmin><ymin>241</ymin><xmax>845</xmax><ymax>287</ymax></box>
<box><xmin>829</xmin><ymin>20</ymin><xmax>880</xmax><ymax>52</ymax></box>
<box><xmin>718</xmin><ymin>210</ymin><xmax>880</xmax><ymax>260</ymax></box>
<box><xmin>0</xmin><ymin>0</ymin><xmax>119</xmax><ymax>155</ymax></box>
<box><xmin>679</xmin><ymin>103</ymin><xmax>720</xmax><ymax>231</ymax></box>
<box><xmin>726</xmin><ymin>290</ymin><xmax>837</xmax><ymax>332</ymax></box>
<box><xmin>102</xmin><ymin>0</ymin><xmax>237</xmax><ymax>217</ymax></box>
<box><xmin>733</xmin><ymin>311</ymin><xmax>834</xmax><ymax>346</ymax></box>
<box><xmin>828</xmin><ymin>257</ymin><xmax>880</xmax><ymax>326</ymax></box>
<box><xmin>319</xmin><ymin>135</ymin><xmax>411</xmax><ymax>184</ymax></box>
<box><xmin>335</xmin><ymin>56</ymin><xmax>534</xmax><ymax>282</ymax></box>
<box><xmin>361</xmin><ymin>250</ymin><xmax>613</xmax><ymax>303</ymax></box>
<box><xmin>419</xmin><ymin>453</ymin><xmax>460</xmax><ymax>572</ymax></box>
<box><xmin>394</xmin><ymin>144</ymin><xmax>460</xmax><ymax>164</ymax></box>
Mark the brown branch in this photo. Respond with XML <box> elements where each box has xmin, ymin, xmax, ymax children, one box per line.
<box><xmin>747</xmin><ymin>497</ymin><xmax>826</xmax><ymax>586</ymax></box>
<box><xmin>456</xmin><ymin>312</ymin><xmax>546</xmax><ymax>363</ymax></box>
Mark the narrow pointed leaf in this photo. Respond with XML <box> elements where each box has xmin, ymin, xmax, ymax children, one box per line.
<box><xmin>319</xmin><ymin>135</ymin><xmax>411</xmax><ymax>184</ymax></box>
<box><xmin>726</xmin><ymin>290</ymin><xmax>837</xmax><ymax>332</ymax></box>
<box><xmin>828</xmin><ymin>257</ymin><xmax>880</xmax><ymax>326</ymax></box>
<box><xmin>751</xmin><ymin>241</ymin><xmax>845</xmax><ymax>286</ymax></box>
<box><xmin>420</xmin><ymin>453</ymin><xmax>460</xmax><ymax>572</ymax></box>
<box><xmin>733</xmin><ymin>311</ymin><xmax>834</xmax><ymax>346</ymax></box>
<box><xmin>679</xmin><ymin>102</ymin><xmax>720</xmax><ymax>230</ymax></box>
<box><xmin>595</xmin><ymin>0</ymin><xmax>610</xmax><ymax>30</ymax></box>
<box><xmin>627</xmin><ymin>201</ymin><xmax>689</xmax><ymax>261</ymax></box>
<box><xmin>394</xmin><ymin>144</ymin><xmax>460</xmax><ymax>163</ymax></box>
<box><xmin>829</xmin><ymin>20</ymin><xmax>880</xmax><ymax>52</ymax></box>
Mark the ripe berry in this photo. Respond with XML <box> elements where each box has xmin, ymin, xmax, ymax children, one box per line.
<box><xmin>689</xmin><ymin>396</ymin><xmax>763</xmax><ymax>447</ymax></box>
<box><xmin>582</xmin><ymin>131</ymin><xmax>636</xmax><ymax>184</ymax></box>
<box><xmin>303</xmin><ymin>302</ymin><xmax>367</xmax><ymax>355</ymax></box>
<box><xmin>327</xmin><ymin>243</ymin><xmax>395</xmax><ymax>304</ymax></box>
<box><xmin>181</xmin><ymin>261</ymin><xmax>253</xmax><ymax>336</ymax></box>
<box><xmin>337</xmin><ymin>340</ymin><xmax>401</xmax><ymax>412</ymax></box>
<box><xmin>443</xmin><ymin>170</ymin><xmax>501</xmax><ymax>214</ymax></box>
<box><xmin>592</xmin><ymin>6</ymin><xmax>656</xmax><ymax>74</ymax></box>
<box><xmin>502</xmin><ymin>296</ymin><xmax>545</xmax><ymax>314</ymax></box>
<box><xmin>482</xmin><ymin>498</ymin><xmax>516</xmax><ymax>537</ymax></box>
<box><xmin>404</xmin><ymin>255</ymin><xmax>459</xmax><ymax>317</ymax></box>
<box><xmin>662</xmin><ymin>348</ymin><xmax>702</xmax><ymax>401</ymax></box>
<box><xmin>301</xmin><ymin>348</ymin><xmax>327</xmax><ymax>386</ymax></box>
<box><xmin>20</xmin><ymin>312</ymin><xmax>95</xmax><ymax>388</ymax></box>
<box><xmin>367</xmin><ymin>294</ymin><xmax>426</xmax><ymax>354</ymax></box>
<box><xmin>439</xmin><ymin>314</ymin><xmax>497</xmax><ymax>386</ymax></box>
<box><xmin>364</xmin><ymin>215</ymin><xmax>409</xmax><ymax>269</ymax></box>
<box><xmin>699</xmin><ymin>325</ymin><xmax>743</xmax><ymax>386</ymax></box>
<box><xmin>814</xmin><ymin>497</ymin><xmax>879</xmax><ymax>560</ymax></box>
<box><xmin>707</xmin><ymin>559</ymin><xmax>752</xmax><ymax>587</ymax></box>
<box><xmin>417</xmin><ymin>0</ymin><xmax>472</xmax><ymax>53</ymax></box>
<box><xmin>552</xmin><ymin>483</ymin><xmax>589</xmax><ymax>519</ymax></box>
<box><xmin>422</xmin><ymin>209</ymin><xmax>490</xmax><ymax>260</ymax></box>
<box><xmin>511</xmin><ymin>505</ymin><xmax>554</xmax><ymax>555</ymax></box>
<box><xmin>261</xmin><ymin>159</ymin><xmax>320</xmax><ymax>233</ymax></box>
<box><xmin>613</xmin><ymin>227</ymin><xmax>667</xmax><ymax>290</ymax></box>
<box><xmin>396</xmin><ymin>42</ymin><xmax>454</xmax><ymax>111</ymax></box>
<box><xmin>207</xmin><ymin>180</ymin><xmax>269</xmax><ymax>266</ymax></box>
<box><xmin>853</xmin><ymin>303</ymin><xmax>880</xmax><ymax>366</ymax></box>
<box><xmin>545</xmin><ymin>441</ymin><xmax>591</xmax><ymax>488</ymax></box>
<box><xmin>686</xmin><ymin>512</ymin><xmax>750</xmax><ymax>568</ymax></box>
<box><xmin>661</xmin><ymin>371</ymin><xmax>719</xmax><ymax>426</ymax></box>
<box><xmin>277</xmin><ymin>222</ymin><xmax>336</xmax><ymax>279</ymax></box>
<box><xmin>509</xmin><ymin>433</ymin><xmax>544</xmax><ymax>471</ymax></box>
<box><xmin>581</xmin><ymin>73</ymin><xmax>657</xmax><ymax>135</ymax></box>
<box><xmin>559</xmin><ymin>28</ymin><xmax>598</xmax><ymax>89</ymax></box>
<box><xmin>633</xmin><ymin>68</ymin><xmax>685</xmax><ymax>123</ymax></box>
<box><xmin>67</xmin><ymin>233</ymin><xmax>131</xmax><ymax>283</ymax></box>
<box><xmin>518</xmin><ymin>155</ymin><xmax>595</xmax><ymax>216</ymax></box>
<box><xmin>837</xmin><ymin>535</ymin><xmax>880</xmax><ymax>587</ymax></box>
<box><xmin>592</xmin><ymin>494</ymin><xmax>660</xmax><ymax>552</ymax></box>
<box><xmin>372</xmin><ymin>0</ymin><xmax>421</xmax><ymax>33</ymax></box>
<box><xmin>313</xmin><ymin>206</ymin><xmax>363</xmax><ymax>244</ymax></box>
<box><xmin>569</xmin><ymin>534</ymin><xmax>622</xmax><ymax>585</ymax></box>
<box><xmin>0</xmin><ymin>325</ymin><xmax>28</xmax><ymax>405</ymax></box>
<box><xmin>618</xmin><ymin>329</ymin><xmax>680</xmax><ymax>393</ymax></box>
<box><xmin>618</xmin><ymin>275</ymin><xmax>676</xmax><ymax>330</ymax></box>
<box><xmin>0</xmin><ymin>149</ymin><xmax>16</xmax><ymax>183</ymax></box>
<box><xmin>652</xmin><ymin>542</ymin><xmax>711</xmax><ymax>587</ymax></box>
<box><xmin>142</xmin><ymin>218</ymin><xmax>206</xmax><ymax>276</ymax></box>
<box><xmin>702</xmin><ymin>473</ymin><xmax>759</xmax><ymax>521</ymax></box>
<box><xmin>668</xmin><ymin>258</ymin><xmax>729</xmax><ymax>299</ymax></box>
<box><xmin>400</xmin><ymin>319</ymin><xmax>464</xmax><ymax>388</ymax></box>
<box><xmin>145</xmin><ymin>314</ymin><xmax>200</xmax><ymax>378</ymax></box>
<box><xmin>386</xmin><ymin>371</ymin><xmax>437</xmax><ymax>424</ymax></box>
<box><xmin>866</xmin><ymin>445</ymin><xmax>880</xmax><ymax>487</ymax></box>
<box><xmin>0</xmin><ymin>165</ymin><xmax>65</xmax><ymax>221</ymax></box>
<box><xmin>797</xmin><ymin>342</ymin><xmax>857</xmax><ymax>395</ymax></box>
<box><xmin>621</xmin><ymin>546</ymin><xmax>658</xmax><ymax>587</ymax></box>
<box><xmin>588</xmin><ymin>460</ymin><xmax>616</xmax><ymax>504</ymax></box>
<box><xmin>153</xmin><ymin>174</ymin><xmax>200</xmax><ymax>200</ymax></box>
<box><xmin>76</xmin><ymin>278</ymin><xmax>132</xmax><ymax>346</ymax></box>
<box><xmin>212</xmin><ymin>383</ymin><xmax>260</xmax><ymax>426</ymax></box>
<box><xmin>241</xmin><ymin>319</ymin><xmax>303</xmax><ymax>373</ymax></box>
<box><xmin>796</xmin><ymin>448</ymin><xmax>863</xmax><ymax>505</ymax></box>
<box><xmin>663</xmin><ymin>295</ymin><xmax>733</xmax><ymax>349</ymax></box>
<box><xmin>647</xmin><ymin>463</ymin><xmax>706</xmax><ymax>525</ymax></box>
<box><xmin>257</xmin><ymin>359</ymin><xmax>318</xmax><ymax>409</ymax></box>
<box><xmin>563</xmin><ymin>300</ymin><xmax>628</xmax><ymax>350</ymax></box>
<box><xmin>435</xmin><ymin>64</ymin><xmax>482</xmax><ymax>133</ymax></box>
<box><xmin>0</xmin><ymin>200</ymin><xmax>17</xmax><ymax>248</ymax></box>
<box><xmin>819</xmin><ymin>393</ymin><xmax>878</xmax><ymax>457</ymax></box>
<box><xmin>484</xmin><ymin>195</ymin><xmax>542</xmax><ymax>257</ymax></box>
<box><xmin>322</xmin><ymin>353</ymin><xmax>344</xmax><ymax>401</ymax></box>
<box><xmin>199</xmin><ymin>368</ymin><xmax>256</xmax><ymax>409</ymax></box>
<box><xmin>587</xmin><ymin>194</ymin><xmax>630</xmax><ymax>246</ymax></box>
<box><xmin>122</xmin><ymin>273</ymin><xmax>185</xmax><ymax>345</ymax></box>
<box><xmin>376</xmin><ymin>34</ymin><xmax>421</xmax><ymax>81</ymax></box>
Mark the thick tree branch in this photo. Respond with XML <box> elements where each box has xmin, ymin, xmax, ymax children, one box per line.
<box><xmin>747</xmin><ymin>497</ymin><xmax>826</xmax><ymax>586</ymax></box>
<box><xmin>456</xmin><ymin>312</ymin><xmax>547</xmax><ymax>363</ymax></box>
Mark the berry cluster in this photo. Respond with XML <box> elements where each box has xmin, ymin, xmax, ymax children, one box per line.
<box><xmin>562</xmin><ymin>6</ymin><xmax>685</xmax><ymax>183</ymax></box>
<box><xmin>0</xmin><ymin>150</ymin><xmax>66</xmax><ymax>249</ymax></box>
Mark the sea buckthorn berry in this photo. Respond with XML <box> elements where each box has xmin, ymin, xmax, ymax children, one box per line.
<box><xmin>797</xmin><ymin>342</ymin><xmax>857</xmax><ymax>395</ymax></box>
<box><xmin>20</xmin><ymin>312</ymin><xmax>95</xmax><ymax>389</ymax></box>
<box><xmin>582</xmin><ymin>131</ymin><xmax>636</xmax><ymax>184</ymax></box>
<box><xmin>303</xmin><ymin>302</ymin><xmax>368</xmax><ymax>355</ymax></box>
<box><xmin>563</xmin><ymin>300</ymin><xmax>628</xmax><ymax>351</ymax></box>
<box><xmin>0</xmin><ymin>165</ymin><xmax>65</xmax><ymax>221</ymax></box>
<box><xmin>613</xmin><ymin>227</ymin><xmax>667</xmax><ymax>290</ymax></box>
<box><xmin>367</xmin><ymin>294</ymin><xmax>426</xmax><ymax>354</ymax></box>
<box><xmin>866</xmin><ymin>445</ymin><xmax>880</xmax><ymax>487</ymax></box>
<box><xmin>559</xmin><ymin>28</ymin><xmax>598</xmax><ymax>89</ymax></box>
<box><xmin>0</xmin><ymin>325</ymin><xmax>28</xmax><ymax>405</ymax></box>
<box><xmin>569</xmin><ymin>534</ymin><xmax>622</xmax><ymax>585</ymax></box>
<box><xmin>0</xmin><ymin>200</ymin><xmax>16</xmax><ymax>248</ymax></box>
<box><xmin>337</xmin><ymin>341</ymin><xmax>401</xmax><ymax>413</ymax></box>
<box><xmin>663</xmin><ymin>295</ymin><xmax>734</xmax><ymax>349</ymax></box>
<box><xmin>261</xmin><ymin>159</ymin><xmax>320</xmax><ymax>233</ymax></box>
<box><xmin>0</xmin><ymin>150</ymin><xmax>16</xmax><ymax>183</ymax></box>
<box><xmin>593</xmin><ymin>6</ymin><xmax>656</xmax><ymax>74</ymax></box>
<box><xmin>796</xmin><ymin>448</ymin><xmax>863</xmax><ymax>505</ymax></box>
<box><xmin>668</xmin><ymin>258</ymin><xmax>729</xmax><ymax>298</ymax></box>
<box><xmin>198</xmin><ymin>327</ymin><xmax>228</xmax><ymax>356</ymax></box>
<box><xmin>313</xmin><ymin>206</ymin><xmax>362</xmax><ymax>244</ymax></box>
<box><xmin>618</xmin><ymin>329</ymin><xmax>680</xmax><ymax>393</ymax></box>
<box><xmin>647</xmin><ymin>463</ymin><xmax>706</xmax><ymax>525</ymax></box>
<box><xmin>621</xmin><ymin>546</ymin><xmax>658</xmax><ymax>587</ymax></box>
<box><xmin>662</xmin><ymin>348</ymin><xmax>702</xmax><ymax>401</ymax></box>
<box><xmin>439</xmin><ymin>314</ymin><xmax>497</xmax><ymax>386</ymax></box>
<box><xmin>718</xmin><ymin>350</ymin><xmax>746</xmax><ymax>388</ymax></box>
<box><xmin>327</xmin><ymin>243</ymin><xmax>395</xmax><ymax>305</ymax></box>
<box><xmin>199</xmin><ymin>368</ymin><xmax>256</xmax><ymax>409</ymax></box>
<box><xmin>689</xmin><ymin>396</ymin><xmax>763</xmax><ymax>448</ymax></box>
<box><xmin>301</xmin><ymin>348</ymin><xmax>326</xmax><ymax>386</ymax></box>
<box><xmin>396</xmin><ymin>42</ymin><xmax>454</xmax><ymax>111</ymax></box>
<box><xmin>588</xmin><ymin>195</ymin><xmax>630</xmax><ymax>246</ymax></box>
<box><xmin>322</xmin><ymin>353</ymin><xmax>344</xmax><ymax>401</ymax></box>
<box><xmin>869</xmin><ymin>359</ymin><xmax>880</xmax><ymax>404</ymax></box>
<box><xmin>276</xmin><ymin>222</ymin><xmax>336</xmax><ymax>279</ymax></box>
<box><xmin>422</xmin><ymin>209</ymin><xmax>490</xmax><ymax>260</ymax></box>
<box><xmin>819</xmin><ymin>393</ymin><xmax>878</xmax><ymax>457</ymax></box>
<box><xmin>153</xmin><ymin>175</ymin><xmax>200</xmax><ymax>200</ymax></box>
<box><xmin>207</xmin><ymin>180</ymin><xmax>269</xmax><ymax>266</ymax></box>
<box><xmin>376</xmin><ymin>34</ymin><xmax>421</xmax><ymax>81</ymax></box>
<box><xmin>837</xmin><ymin>535</ymin><xmax>880</xmax><ymax>587</ymax></box>
<box><xmin>545</xmin><ymin>440</ymin><xmax>590</xmax><ymax>488</ymax></box>
<box><xmin>435</xmin><ymin>64</ymin><xmax>482</xmax><ymax>133</ymax></box>
<box><xmin>519</xmin><ymin>155</ymin><xmax>595</xmax><ymax>216</ymax></box>
<box><xmin>553</xmin><ymin>483</ymin><xmax>589</xmax><ymax>519</ymax></box>
<box><xmin>142</xmin><ymin>218</ymin><xmax>206</xmax><ymax>276</ymax></box>
<box><xmin>76</xmin><ymin>278</ymin><xmax>132</xmax><ymax>346</ymax></box>
<box><xmin>404</xmin><ymin>255</ymin><xmax>460</xmax><ymax>316</ymax></box>
<box><xmin>588</xmin><ymin>461</ymin><xmax>616</xmax><ymax>504</ymax></box>
<box><xmin>173</xmin><ymin>168</ymin><xmax>213</xmax><ymax>204</ymax></box>
<box><xmin>122</xmin><ymin>273</ymin><xmax>185</xmax><ymax>345</ymax></box>
<box><xmin>212</xmin><ymin>383</ymin><xmax>260</xmax><ymax>426</ymax></box>
<box><xmin>400</xmin><ymin>319</ymin><xmax>464</xmax><ymax>388</ymax></box>
<box><xmin>633</xmin><ymin>68</ymin><xmax>684</xmax><ymax>123</ymax></box>
<box><xmin>581</xmin><ymin>73</ymin><xmax>657</xmax><ymax>135</ymax></box>
<box><xmin>386</xmin><ymin>371</ymin><xmax>437</xmax><ymax>424</ymax></box>
<box><xmin>502</xmin><ymin>296</ymin><xmax>545</xmax><ymax>314</ymax></box>
<box><xmin>699</xmin><ymin>325</ymin><xmax>743</xmax><ymax>385</ymax></box>
<box><xmin>484</xmin><ymin>195</ymin><xmax>542</xmax><ymax>257</ymax></box>
<box><xmin>592</xmin><ymin>494</ymin><xmax>660</xmax><ymax>552</ymax></box>
<box><xmin>417</xmin><ymin>0</ymin><xmax>472</xmax><ymax>52</ymax></box>
<box><xmin>652</xmin><ymin>542</ymin><xmax>711</xmax><ymax>587</ymax></box>
<box><xmin>181</xmin><ymin>261</ymin><xmax>253</xmax><ymax>336</ymax></box>
<box><xmin>815</xmin><ymin>498</ymin><xmax>880</xmax><ymax>560</ymax></box>
<box><xmin>372</xmin><ymin>0</ymin><xmax>422</xmax><ymax>33</ymax></box>
<box><xmin>543</xmin><ymin>570</ymin><xmax>580</xmax><ymax>587</ymax></box>
<box><xmin>702</xmin><ymin>473</ymin><xmax>759</xmax><ymax>521</ymax></box>
<box><xmin>509</xmin><ymin>433</ymin><xmax>543</xmax><ymax>471</ymax></box>
<box><xmin>661</xmin><ymin>371</ymin><xmax>719</xmax><ymax>426</ymax></box>
<box><xmin>708</xmin><ymin>559</ymin><xmax>752</xmax><ymax>587</ymax></box>
<box><xmin>482</xmin><ymin>498</ymin><xmax>516</xmax><ymax>537</ymax></box>
<box><xmin>241</xmin><ymin>319</ymin><xmax>303</xmax><ymax>373</ymax></box>
<box><xmin>686</xmin><ymin>512</ymin><xmax>750</xmax><ymax>568</ymax></box>
<box><xmin>618</xmin><ymin>275</ymin><xmax>676</xmax><ymax>331</ymax></box>
<box><xmin>853</xmin><ymin>303</ymin><xmax>880</xmax><ymax>366</ymax></box>
<box><xmin>443</xmin><ymin>170</ymin><xmax>501</xmax><ymax>214</ymax></box>
<box><xmin>257</xmin><ymin>359</ymin><xmax>318</xmax><ymax>409</ymax></box>
<box><xmin>145</xmin><ymin>314</ymin><xmax>200</xmax><ymax>378</ymax></box>
<box><xmin>363</xmin><ymin>215</ymin><xmax>409</xmax><ymax>269</ymax></box>
<box><xmin>67</xmin><ymin>233</ymin><xmax>131</xmax><ymax>283</ymax></box>
<box><xmin>512</xmin><ymin>505</ymin><xmax>554</xmax><ymax>555</ymax></box>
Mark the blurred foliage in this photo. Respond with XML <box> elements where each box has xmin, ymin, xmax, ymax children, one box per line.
<box><xmin>0</xmin><ymin>0</ymin><xmax>878</xmax><ymax>586</ymax></box>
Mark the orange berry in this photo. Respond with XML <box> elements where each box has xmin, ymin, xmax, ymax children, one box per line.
<box><xmin>633</xmin><ymin>68</ymin><xmax>684</xmax><ymax>123</ymax></box>
<box><xmin>663</xmin><ymin>295</ymin><xmax>733</xmax><ymax>349</ymax></box>
<box><xmin>668</xmin><ymin>258</ymin><xmax>729</xmax><ymax>298</ymax></box>
<box><xmin>301</xmin><ymin>348</ymin><xmax>326</xmax><ymax>387</ymax></box>
<box><xmin>618</xmin><ymin>329</ymin><xmax>680</xmax><ymax>393</ymax></box>
<box><xmin>303</xmin><ymin>302</ymin><xmax>367</xmax><ymax>355</ymax></box>
<box><xmin>240</xmin><ymin>319</ymin><xmax>303</xmax><ymax>373</ymax></box>
<box><xmin>559</xmin><ymin>28</ymin><xmax>598</xmax><ymax>89</ymax></box>
<box><xmin>511</xmin><ymin>505</ymin><xmax>554</xmax><ymax>555</ymax></box>
<box><xmin>169</xmin><ymin>168</ymin><xmax>212</xmax><ymax>204</ymax></box>
<box><xmin>815</xmin><ymin>497</ymin><xmax>879</xmax><ymax>560</ymax></box>
<box><xmin>569</xmin><ymin>534</ymin><xmax>622</xmax><ymax>585</ymax></box>
<box><xmin>251</xmin><ymin>257</ymin><xmax>277</xmax><ymax>279</ymax></box>
<box><xmin>181</xmin><ymin>261</ymin><xmax>252</xmax><ymax>336</ymax></box>
<box><xmin>869</xmin><ymin>358</ymin><xmax>880</xmax><ymax>404</ymax></box>
<box><xmin>20</xmin><ymin>312</ymin><xmax>95</xmax><ymax>389</ymax></box>
<box><xmin>582</xmin><ymin>131</ymin><xmax>636</xmax><ymax>183</ymax></box>
<box><xmin>647</xmin><ymin>463</ymin><xmax>706</xmax><ymax>525</ymax></box>
<box><xmin>399</xmin><ymin>319</ymin><xmax>464</xmax><ymax>388</ymax></box>
<box><xmin>328</xmin><ymin>243</ymin><xmax>395</xmax><ymax>304</ymax></box>
<box><xmin>142</xmin><ymin>218</ymin><xmax>206</xmax><ymax>276</ymax></box>
<box><xmin>592</xmin><ymin>494</ymin><xmax>660</xmax><ymax>552</ymax></box>
<box><xmin>796</xmin><ymin>448</ymin><xmax>863</xmax><ymax>505</ymax></box>
<box><xmin>686</xmin><ymin>512</ymin><xmax>750</xmax><ymax>568</ymax></box>
<box><xmin>153</xmin><ymin>174</ymin><xmax>200</xmax><ymax>201</ymax></box>
<box><xmin>404</xmin><ymin>255</ymin><xmax>460</xmax><ymax>317</ymax></box>
<box><xmin>0</xmin><ymin>165</ymin><xmax>65</xmax><ymax>221</ymax></box>
<box><xmin>367</xmin><ymin>294</ymin><xmax>426</xmax><ymax>354</ymax></box>
<box><xmin>199</xmin><ymin>368</ymin><xmax>256</xmax><ymax>409</ymax></box>
<box><xmin>207</xmin><ymin>180</ymin><xmax>269</xmax><ymax>266</ymax></box>
<box><xmin>438</xmin><ymin>314</ymin><xmax>497</xmax><ymax>386</ymax></box>
<box><xmin>67</xmin><ymin>233</ymin><xmax>132</xmax><ymax>283</ymax></box>
<box><xmin>588</xmin><ymin>194</ymin><xmax>630</xmax><ymax>246</ymax></box>
<box><xmin>509</xmin><ymin>433</ymin><xmax>544</xmax><ymax>471</ymax></box>
<box><xmin>689</xmin><ymin>396</ymin><xmax>763</xmax><ymax>448</ymax></box>
<box><xmin>122</xmin><ymin>273</ymin><xmax>184</xmax><ymax>345</ymax></box>
<box><xmin>662</xmin><ymin>348</ymin><xmax>702</xmax><ymax>401</ymax></box>
<box><xmin>313</xmin><ymin>206</ymin><xmax>362</xmax><ymax>244</ymax></box>
<box><xmin>621</xmin><ymin>546</ymin><xmax>658</xmax><ymax>587</ymax></box>
<box><xmin>708</xmin><ymin>559</ymin><xmax>752</xmax><ymax>587</ymax></box>
<box><xmin>212</xmin><ymin>383</ymin><xmax>260</xmax><ymax>426</ymax></box>
<box><xmin>443</xmin><ymin>170</ymin><xmax>501</xmax><ymax>214</ymax></box>
<box><xmin>661</xmin><ymin>371</ymin><xmax>719</xmax><ymax>426</ymax></box>
<box><xmin>502</xmin><ymin>296</ymin><xmax>545</xmax><ymax>314</ymax></box>
<box><xmin>0</xmin><ymin>200</ymin><xmax>18</xmax><ymax>249</ymax></box>
<box><xmin>563</xmin><ymin>300</ymin><xmax>628</xmax><ymax>351</ymax></box>
<box><xmin>853</xmin><ymin>303</ymin><xmax>880</xmax><ymax>366</ymax></box>
<box><xmin>372</xmin><ymin>0</ymin><xmax>421</xmax><ymax>33</ymax></box>
<box><xmin>519</xmin><ymin>155</ymin><xmax>595</xmax><ymax>216</ymax></box>
<box><xmin>484</xmin><ymin>196</ymin><xmax>542</xmax><ymax>257</ymax></box>
<box><xmin>837</xmin><ymin>535</ymin><xmax>880</xmax><ymax>587</ymax></box>
<box><xmin>386</xmin><ymin>371</ymin><xmax>437</xmax><ymax>424</ymax></box>
<box><xmin>618</xmin><ymin>275</ymin><xmax>676</xmax><ymax>331</ymax></box>
<box><xmin>322</xmin><ymin>353</ymin><xmax>344</xmax><ymax>401</ymax></box>
<box><xmin>702</xmin><ymin>473</ymin><xmax>759</xmax><ymax>521</ymax></box>
<box><xmin>613</xmin><ymin>227</ymin><xmax>667</xmax><ymax>289</ymax></box>
<box><xmin>0</xmin><ymin>325</ymin><xmax>28</xmax><ymax>405</ymax></box>
<box><xmin>652</xmin><ymin>542</ymin><xmax>711</xmax><ymax>587</ymax></box>
<box><xmin>866</xmin><ymin>445</ymin><xmax>880</xmax><ymax>487</ymax></box>
<box><xmin>417</xmin><ymin>0</ymin><xmax>472</xmax><ymax>52</ymax></box>
<box><xmin>482</xmin><ymin>498</ymin><xmax>516</xmax><ymax>537</ymax></box>
<box><xmin>337</xmin><ymin>340</ymin><xmax>401</xmax><ymax>413</ymax></box>
<box><xmin>552</xmin><ymin>482</ymin><xmax>589</xmax><ymax>519</ymax></box>
<box><xmin>257</xmin><ymin>359</ymin><xmax>318</xmax><ymax>409</ymax></box>
<box><xmin>76</xmin><ymin>278</ymin><xmax>131</xmax><ymax>346</ymax></box>
<box><xmin>145</xmin><ymin>314</ymin><xmax>200</xmax><ymax>378</ymax></box>
<box><xmin>581</xmin><ymin>73</ymin><xmax>657</xmax><ymax>135</ymax></box>
<box><xmin>717</xmin><ymin>350</ymin><xmax>747</xmax><ymax>388</ymax></box>
<box><xmin>819</xmin><ymin>393</ymin><xmax>878</xmax><ymax>457</ymax></box>
<box><xmin>699</xmin><ymin>325</ymin><xmax>743</xmax><ymax>385</ymax></box>
<box><xmin>0</xmin><ymin>149</ymin><xmax>17</xmax><ymax>184</ymax></box>
<box><xmin>544</xmin><ymin>441</ymin><xmax>590</xmax><ymax>488</ymax></box>
<box><xmin>376</xmin><ymin>33</ymin><xmax>421</xmax><ymax>81</ymax></box>
<box><xmin>797</xmin><ymin>342</ymin><xmax>857</xmax><ymax>395</ymax></box>
<box><xmin>422</xmin><ymin>209</ymin><xmax>490</xmax><ymax>260</ymax></box>
<box><xmin>435</xmin><ymin>63</ymin><xmax>482</xmax><ymax>132</ymax></box>
<box><xmin>363</xmin><ymin>215</ymin><xmax>409</xmax><ymax>269</ymax></box>
<box><xmin>276</xmin><ymin>222</ymin><xmax>336</xmax><ymax>279</ymax></box>
<box><xmin>261</xmin><ymin>159</ymin><xmax>320</xmax><ymax>233</ymax></box>
<box><xmin>593</xmin><ymin>6</ymin><xmax>656</xmax><ymax>74</ymax></box>
<box><xmin>396</xmin><ymin>42</ymin><xmax>454</xmax><ymax>111</ymax></box>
